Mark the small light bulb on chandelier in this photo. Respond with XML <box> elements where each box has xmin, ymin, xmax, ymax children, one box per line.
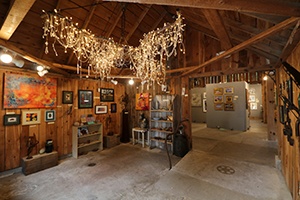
<box><xmin>129</xmin><ymin>78</ymin><xmax>134</xmax><ymax>85</ymax></box>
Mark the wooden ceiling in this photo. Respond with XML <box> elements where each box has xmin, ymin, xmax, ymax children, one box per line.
<box><xmin>0</xmin><ymin>0</ymin><xmax>299</xmax><ymax>79</ymax></box>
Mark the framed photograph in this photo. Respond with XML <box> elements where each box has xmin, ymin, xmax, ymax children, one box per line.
<box><xmin>95</xmin><ymin>105</ymin><xmax>108</xmax><ymax>114</ymax></box>
<box><xmin>62</xmin><ymin>91</ymin><xmax>73</xmax><ymax>104</ymax></box>
<box><xmin>78</xmin><ymin>90</ymin><xmax>93</xmax><ymax>109</ymax></box>
<box><xmin>100</xmin><ymin>88</ymin><xmax>114</xmax><ymax>102</ymax></box>
<box><xmin>224</xmin><ymin>87</ymin><xmax>234</xmax><ymax>94</ymax></box>
<box><xmin>214</xmin><ymin>95</ymin><xmax>223</xmax><ymax>103</ymax></box>
<box><xmin>3</xmin><ymin>114</ymin><xmax>21</xmax><ymax>126</ymax></box>
<box><xmin>45</xmin><ymin>110</ymin><xmax>56</xmax><ymax>122</ymax></box>
<box><xmin>224</xmin><ymin>103</ymin><xmax>234</xmax><ymax>111</ymax></box>
<box><xmin>111</xmin><ymin>103</ymin><xmax>117</xmax><ymax>113</ymax></box>
<box><xmin>22</xmin><ymin>110</ymin><xmax>41</xmax><ymax>125</ymax></box>
<box><xmin>213</xmin><ymin>88</ymin><xmax>223</xmax><ymax>95</ymax></box>
<box><xmin>214</xmin><ymin>103</ymin><xmax>223</xmax><ymax>111</ymax></box>
<box><xmin>225</xmin><ymin>96</ymin><xmax>233</xmax><ymax>103</ymax></box>
<box><xmin>202</xmin><ymin>99</ymin><xmax>207</xmax><ymax>113</ymax></box>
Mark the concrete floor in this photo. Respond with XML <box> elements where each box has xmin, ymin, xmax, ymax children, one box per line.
<box><xmin>0</xmin><ymin>120</ymin><xmax>292</xmax><ymax>200</ymax></box>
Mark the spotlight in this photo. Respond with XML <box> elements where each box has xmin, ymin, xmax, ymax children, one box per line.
<box><xmin>263</xmin><ymin>75</ymin><xmax>268</xmax><ymax>81</ymax></box>
<box><xmin>111</xmin><ymin>79</ymin><xmax>118</xmax><ymax>85</ymax></box>
<box><xmin>13</xmin><ymin>59</ymin><xmax>24</xmax><ymax>68</ymax></box>
<box><xmin>0</xmin><ymin>53</ymin><xmax>12</xmax><ymax>63</ymax></box>
<box><xmin>37</xmin><ymin>69</ymin><xmax>48</xmax><ymax>77</ymax></box>
<box><xmin>129</xmin><ymin>78</ymin><xmax>134</xmax><ymax>85</ymax></box>
<box><xmin>37</xmin><ymin>65</ymin><xmax>44</xmax><ymax>71</ymax></box>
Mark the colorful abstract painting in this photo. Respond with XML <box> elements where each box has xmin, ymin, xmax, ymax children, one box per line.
<box><xmin>3</xmin><ymin>73</ymin><xmax>57</xmax><ymax>108</ymax></box>
<box><xmin>136</xmin><ymin>93</ymin><xmax>149</xmax><ymax>110</ymax></box>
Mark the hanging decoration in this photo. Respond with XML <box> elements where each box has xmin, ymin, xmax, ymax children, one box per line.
<box><xmin>42</xmin><ymin>9</ymin><xmax>185</xmax><ymax>85</ymax></box>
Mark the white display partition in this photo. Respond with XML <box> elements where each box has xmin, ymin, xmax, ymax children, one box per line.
<box><xmin>206</xmin><ymin>81</ymin><xmax>250</xmax><ymax>131</ymax></box>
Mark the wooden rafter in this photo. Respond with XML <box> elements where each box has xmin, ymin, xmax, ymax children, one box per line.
<box><xmin>105</xmin><ymin>5</ymin><xmax>123</xmax><ymax>38</ymax></box>
<box><xmin>103</xmin><ymin>0</ymin><xmax>300</xmax><ymax>17</ymax></box>
<box><xmin>202</xmin><ymin>9</ymin><xmax>232</xmax><ymax>50</ymax></box>
<box><xmin>125</xmin><ymin>5</ymin><xmax>151</xmax><ymax>42</ymax></box>
<box><xmin>0</xmin><ymin>39</ymin><xmax>70</xmax><ymax>76</ymax></box>
<box><xmin>165</xmin><ymin>17</ymin><xmax>299</xmax><ymax>76</ymax></box>
<box><xmin>0</xmin><ymin>0</ymin><xmax>36</xmax><ymax>40</ymax></box>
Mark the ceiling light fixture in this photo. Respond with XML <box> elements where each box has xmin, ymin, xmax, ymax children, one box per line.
<box><xmin>0</xmin><ymin>53</ymin><xmax>13</xmax><ymax>63</ymax></box>
<box><xmin>111</xmin><ymin>79</ymin><xmax>118</xmax><ymax>85</ymax></box>
<box><xmin>42</xmin><ymin>10</ymin><xmax>185</xmax><ymax>85</ymax></box>
<box><xmin>37</xmin><ymin>65</ymin><xmax>44</xmax><ymax>71</ymax></box>
<box><xmin>37</xmin><ymin>69</ymin><xmax>48</xmax><ymax>77</ymax></box>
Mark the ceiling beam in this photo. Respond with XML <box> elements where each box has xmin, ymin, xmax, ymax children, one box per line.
<box><xmin>0</xmin><ymin>39</ymin><xmax>70</xmax><ymax>76</ymax></box>
<box><xmin>202</xmin><ymin>9</ymin><xmax>232</xmax><ymax>50</ymax></box>
<box><xmin>177</xmin><ymin>17</ymin><xmax>299</xmax><ymax>77</ymax></box>
<box><xmin>104</xmin><ymin>0</ymin><xmax>300</xmax><ymax>17</ymax></box>
<box><xmin>0</xmin><ymin>0</ymin><xmax>36</xmax><ymax>40</ymax></box>
<box><xmin>105</xmin><ymin>5</ymin><xmax>123</xmax><ymax>38</ymax></box>
<box><xmin>125</xmin><ymin>5</ymin><xmax>151</xmax><ymax>42</ymax></box>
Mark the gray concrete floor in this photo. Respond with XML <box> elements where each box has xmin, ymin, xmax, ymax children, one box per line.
<box><xmin>0</xmin><ymin>120</ymin><xmax>292</xmax><ymax>200</ymax></box>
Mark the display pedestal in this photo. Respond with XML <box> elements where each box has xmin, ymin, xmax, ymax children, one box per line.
<box><xmin>21</xmin><ymin>151</ymin><xmax>58</xmax><ymax>175</ymax></box>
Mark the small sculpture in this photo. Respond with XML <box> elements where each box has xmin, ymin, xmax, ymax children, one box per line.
<box><xmin>26</xmin><ymin>133</ymin><xmax>39</xmax><ymax>159</ymax></box>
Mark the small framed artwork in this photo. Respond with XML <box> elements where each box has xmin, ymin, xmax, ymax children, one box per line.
<box><xmin>22</xmin><ymin>110</ymin><xmax>41</xmax><ymax>125</ymax></box>
<box><xmin>111</xmin><ymin>103</ymin><xmax>117</xmax><ymax>113</ymax></box>
<box><xmin>202</xmin><ymin>99</ymin><xmax>207</xmax><ymax>113</ymax></box>
<box><xmin>45</xmin><ymin>110</ymin><xmax>56</xmax><ymax>122</ymax></box>
<box><xmin>214</xmin><ymin>95</ymin><xmax>223</xmax><ymax>103</ymax></box>
<box><xmin>214</xmin><ymin>88</ymin><xmax>223</xmax><ymax>95</ymax></box>
<box><xmin>214</xmin><ymin>103</ymin><xmax>223</xmax><ymax>111</ymax></box>
<box><xmin>224</xmin><ymin>87</ymin><xmax>234</xmax><ymax>94</ymax></box>
<box><xmin>100</xmin><ymin>88</ymin><xmax>114</xmax><ymax>102</ymax></box>
<box><xmin>225</xmin><ymin>96</ymin><xmax>233</xmax><ymax>103</ymax></box>
<box><xmin>78</xmin><ymin>90</ymin><xmax>93</xmax><ymax>109</ymax></box>
<box><xmin>249</xmin><ymin>95</ymin><xmax>256</xmax><ymax>102</ymax></box>
<box><xmin>224</xmin><ymin>103</ymin><xmax>234</xmax><ymax>111</ymax></box>
<box><xmin>250</xmin><ymin>102</ymin><xmax>258</xmax><ymax>110</ymax></box>
<box><xmin>95</xmin><ymin>105</ymin><xmax>108</xmax><ymax>114</ymax></box>
<box><xmin>3</xmin><ymin>114</ymin><xmax>21</xmax><ymax>126</ymax></box>
<box><xmin>203</xmin><ymin>92</ymin><xmax>207</xmax><ymax>99</ymax></box>
<box><xmin>62</xmin><ymin>91</ymin><xmax>73</xmax><ymax>104</ymax></box>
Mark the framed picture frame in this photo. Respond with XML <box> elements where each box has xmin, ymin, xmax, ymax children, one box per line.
<box><xmin>224</xmin><ymin>103</ymin><xmax>234</xmax><ymax>111</ymax></box>
<box><xmin>224</xmin><ymin>87</ymin><xmax>234</xmax><ymax>94</ymax></box>
<box><xmin>78</xmin><ymin>90</ymin><xmax>93</xmax><ymax>109</ymax></box>
<box><xmin>214</xmin><ymin>103</ymin><xmax>223</xmax><ymax>111</ymax></box>
<box><xmin>22</xmin><ymin>110</ymin><xmax>41</xmax><ymax>125</ymax></box>
<box><xmin>213</xmin><ymin>87</ymin><xmax>223</xmax><ymax>95</ymax></box>
<box><xmin>45</xmin><ymin>110</ymin><xmax>56</xmax><ymax>122</ymax></box>
<box><xmin>225</xmin><ymin>95</ymin><xmax>233</xmax><ymax>103</ymax></box>
<box><xmin>100</xmin><ymin>88</ymin><xmax>114</xmax><ymax>102</ymax></box>
<box><xmin>111</xmin><ymin>103</ymin><xmax>117</xmax><ymax>113</ymax></box>
<box><xmin>95</xmin><ymin>105</ymin><xmax>108</xmax><ymax>114</ymax></box>
<box><xmin>62</xmin><ymin>91</ymin><xmax>73</xmax><ymax>104</ymax></box>
<box><xmin>214</xmin><ymin>95</ymin><xmax>223</xmax><ymax>103</ymax></box>
<box><xmin>3</xmin><ymin>114</ymin><xmax>21</xmax><ymax>126</ymax></box>
<box><xmin>202</xmin><ymin>99</ymin><xmax>207</xmax><ymax>113</ymax></box>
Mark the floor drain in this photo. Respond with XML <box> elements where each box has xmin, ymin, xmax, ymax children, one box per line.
<box><xmin>216</xmin><ymin>165</ymin><xmax>235</xmax><ymax>175</ymax></box>
<box><xmin>87</xmin><ymin>163</ymin><xmax>96</xmax><ymax>167</ymax></box>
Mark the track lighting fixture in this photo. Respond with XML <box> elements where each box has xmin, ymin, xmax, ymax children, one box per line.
<box><xmin>0</xmin><ymin>53</ymin><xmax>12</xmax><ymax>63</ymax></box>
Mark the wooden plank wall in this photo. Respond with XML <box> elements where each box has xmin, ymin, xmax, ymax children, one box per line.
<box><xmin>278</xmin><ymin>43</ymin><xmax>300</xmax><ymax>200</ymax></box>
<box><xmin>0</xmin><ymin>69</ymin><xmax>125</xmax><ymax>172</ymax></box>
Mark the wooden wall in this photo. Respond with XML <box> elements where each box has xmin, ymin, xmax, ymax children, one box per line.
<box><xmin>278</xmin><ymin>43</ymin><xmax>300</xmax><ymax>200</ymax></box>
<box><xmin>0</xmin><ymin>68</ymin><xmax>125</xmax><ymax>172</ymax></box>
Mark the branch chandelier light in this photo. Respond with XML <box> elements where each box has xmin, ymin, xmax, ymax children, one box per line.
<box><xmin>42</xmin><ymin>9</ymin><xmax>185</xmax><ymax>85</ymax></box>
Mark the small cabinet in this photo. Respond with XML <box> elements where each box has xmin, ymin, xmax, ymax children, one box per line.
<box><xmin>149</xmin><ymin>94</ymin><xmax>180</xmax><ymax>151</ymax></box>
<box><xmin>72</xmin><ymin>123</ymin><xmax>103</xmax><ymax>158</ymax></box>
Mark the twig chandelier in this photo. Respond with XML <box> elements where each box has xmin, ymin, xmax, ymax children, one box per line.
<box><xmin>42</xmin><ymin>9</ymin><xmax>185</xmax><ymax>85</ymax></box>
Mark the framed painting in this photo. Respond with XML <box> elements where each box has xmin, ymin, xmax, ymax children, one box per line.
<box><xmin>136</xmin><ymin>93</ymin><xmax>149</xmax><ymax>110</ymax></box>
<box><xmin>22</xmin><ymin>110</ymin><xmax>41</xmax><ymax>125</ymax></box>
<box><xmin>3</xmin><ymin>73</ymin><xmax>57</xmax><ymax>108</ymax></box>
<box><xmin>111</xmin><ymin>103</ymin><xmax>117</xmax><ymax>113</ymax></box>
<box><xmin>224</xmin><ymin>103</ymin><xmax>234</xmax><ymax>111</ymax></box>
<box><xmin>213</xmin><ymin>88</ymin><xmax>223</xmax><ymax>95</ymax></box>
<box><xmin>100</xmin><ymin>88</ymin><xmax>114</xmax><ymax>102</ymax></box>
<box><xmin>224</xmin><ymin>87</ymin><xmax>234</xmax><ymax>94</ymax></box>
<box><xmin>78</xmin><ymin>90</ymin><xmax>93</xmax><ymax>109</ymax></box>
<box><xmin>225</xmin><ymin>96</ymin><xmax>233</xmax><ymax>103</ymax></box>
<box><xmin>214</xmin><ymin>103</ymin><xmax>223</xmax><ymax>111</ymax></box>
<box><xmin>45</xmin><ymin>110</ymin><xmax>56</xmax><ymax>122</ymax></box>
<box><xmin>3</xmin><ymin>114</ymin><xmax>21</xmax><ymax>126</ymax></box>
<box><xmin>191</xmin><ymin>93</ymin><xmax>201</xmax><ymax>107</ymax></box>
<box><xmin>62</xmin><ymin>91</ymin><xmax>73</xmax><ymax>104</ymax></box>
<box><xmin>95</xmin><ymin>105</ymin><xmax>107</xmax><ymax>114</ymax></box>
<box><xmin>214</xmin><ymin>95</ymin><xmax>223</xmax><ymax>103</ymax></box>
